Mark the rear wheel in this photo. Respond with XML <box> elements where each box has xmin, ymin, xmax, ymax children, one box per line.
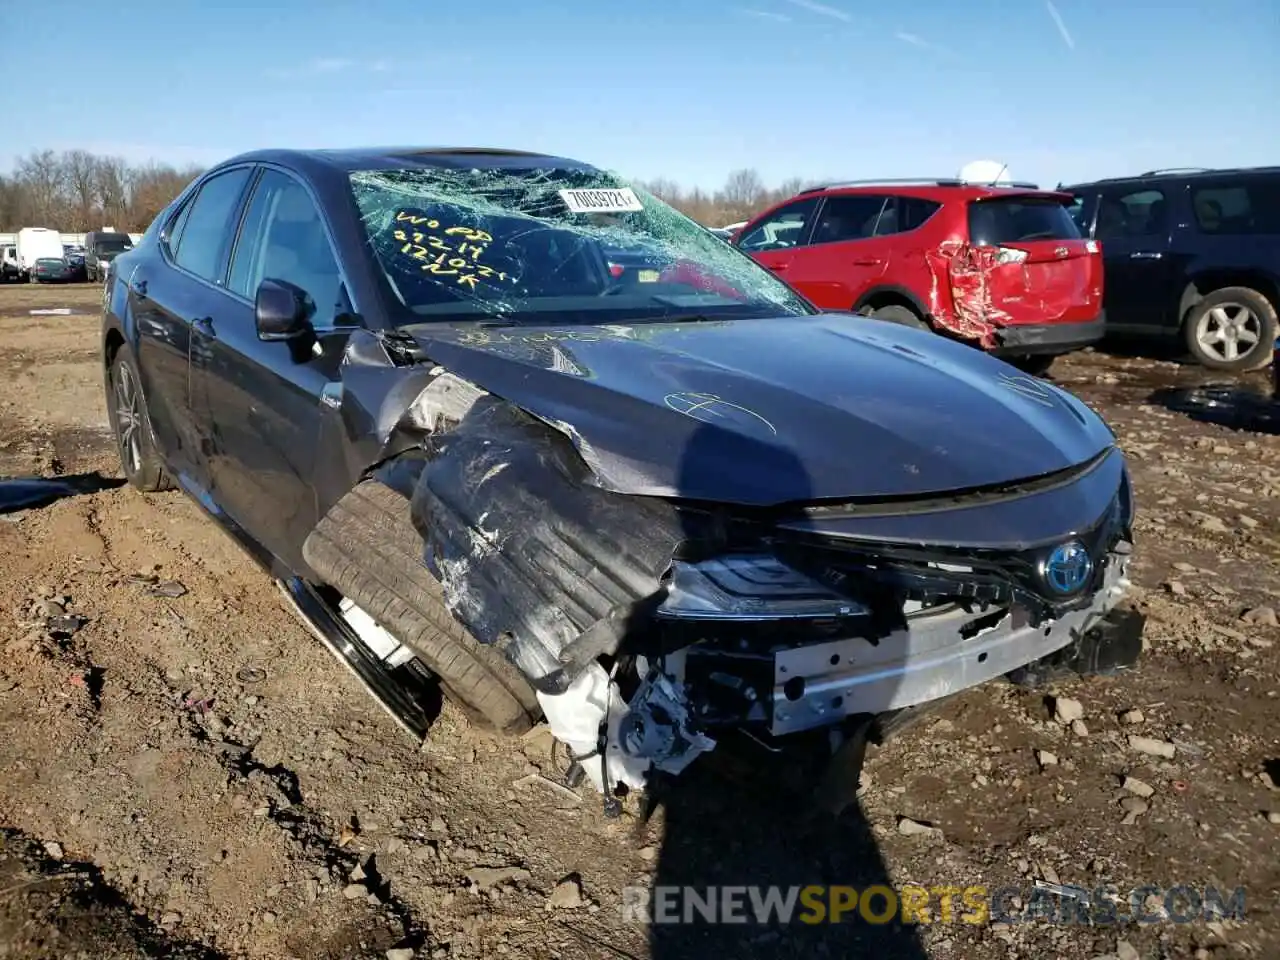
<box><xmin>866</xmin><ymin>304</ymin><xmax>929</xmax><ymax>330</ymax></box>
<box><xmin>1183</xmin><ymin>286</ymin><xmax>1277</xmax><ymax>372</ymax></box>
<box><xmin>303</xmin><ymin>481</ymin><xmax>541</xmax><ymax>735</ymax></box>
<box><xmin>105</xmin><ymin>346</ymin><xmax>171</xmax><ymax>492</ymax></box>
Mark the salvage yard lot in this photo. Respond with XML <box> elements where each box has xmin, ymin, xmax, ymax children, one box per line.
<box><xmin>0</xmin><ymin>282</ymin><xmax>1277</xmax><ymax>960</ymax></box>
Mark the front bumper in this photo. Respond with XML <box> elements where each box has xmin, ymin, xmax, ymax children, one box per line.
<box><xmin>992</xmin><ymin>314</ymin><xmax>1106</xmax><ymax>356</ymax></box>
<box><xmin>769</xmin><ymin>548</ymin><xmax>1133</xmax><ymax>736</ymax></box>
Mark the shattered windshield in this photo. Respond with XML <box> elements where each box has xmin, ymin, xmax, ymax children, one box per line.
<box><xmin>348</xmin><ymin>165</ymin><xmax>816</xmax><ymax>325</ymax></box>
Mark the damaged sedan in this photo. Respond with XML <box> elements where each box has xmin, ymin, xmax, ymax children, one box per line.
<box><xmin>100</xmin><ymin>147</ymin><xmax>1145</xmax><ymax>811</ymax></box>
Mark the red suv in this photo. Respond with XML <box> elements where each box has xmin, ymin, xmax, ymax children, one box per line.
<box><xmin>732</xmin><ymin>179</ymin><xmax>1105</xmax><ymax>372</ymax></box>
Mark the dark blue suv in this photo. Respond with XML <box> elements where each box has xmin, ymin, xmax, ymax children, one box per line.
<box><xmin>1061</xmin><ymin>166</ymin><xmax>1280</xmax><ymax>373</ymax></box>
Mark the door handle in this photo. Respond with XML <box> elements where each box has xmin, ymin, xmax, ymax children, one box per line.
<box><xmin>192</xmin><ymin>316</ymin><xmax>215</xmax><ymax>336</ymax></box>
<box><xmin>1129</xmin><ymin>251</ymin><xmax>1163</xmax><ymax>260</ymax></box>
<box><xmin>852</xmin><ymin>258</ymin><xmax>884</xmax><ymax>266</ymax></box>
<box><xmin>766</xmin><ymin>265</ymin><xmax>788</xmax><ymax>272</ymax></box>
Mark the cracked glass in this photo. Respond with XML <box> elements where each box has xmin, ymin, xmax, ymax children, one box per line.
<box><xmin>348</xmin><ymin>163</ymin><xmax>817</xmax><ymax>326</ymax></box>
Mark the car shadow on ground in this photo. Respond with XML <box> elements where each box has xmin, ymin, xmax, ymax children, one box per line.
<box><xmin>1093</xmin><ymin>335</ymin><xmax>1192</xmax><ymax>366</ymax></box>
<box><xmin>642</xmin><ymin>422</ymin><xmax>928</xmax><ymax>959</ymax></box>
<box><xmin>0</xmin><ymin>472</ymin><xmax>126</xmax><ymax>514</ymax></box>
<box><xmin>1146</xmin><ymin>384</ymin><xmax>1280</xmax><ymax>436</ymax></box>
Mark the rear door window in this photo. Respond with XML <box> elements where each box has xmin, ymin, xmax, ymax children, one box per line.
<box><xmin>967</xmin><ymin>197</ymin><xmax>1082</xmax><ymax>246</ymax></box>
<box><xmin>808</xmin><ymin>195</ymin><xmax>889</xmax><ymax>244</ymax></box>
<box><xmin>173</xmin><ymin>168</ymin><xmax>253</xmax><ymax>283</ymax></box>
<box><xmin>1095</xmin><ymin>188</ymin><xmax>1168</xmax><ymax>240</ymax></box>
<box><xmin>1191</xmin><ymin>176</ymin><xmax>1280</xmax><ymax>235</ymax></box>
<box><xmin>902</xmin><ymin>197</ymin><xmax>942</xmax><ymax>232</ymax></box>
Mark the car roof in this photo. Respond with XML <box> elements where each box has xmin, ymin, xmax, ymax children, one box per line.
<box><xmin>1060</xmin><ymin>164</ymin><xmax>1280</xmax><ymax>192</ymax></box>
<box><xmin>794</xmin><ymin>179</ymin><xmax>1070</xmax><ymax>202</ymax></box>
<box><xmin>214</xmin><ymin>146</ymin><xmax>601</xmax><ymax>177</ymax></box>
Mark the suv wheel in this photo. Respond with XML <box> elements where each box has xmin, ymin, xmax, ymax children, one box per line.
<box><xmin>1184</xmin><ymin>287</ymin><xmax>1277</xmax><ymax>372</ymax></box>
<box><xmin>866</xmin><ymin>304</ymin><xmax>929</xmax><ymax>330</ymax></box>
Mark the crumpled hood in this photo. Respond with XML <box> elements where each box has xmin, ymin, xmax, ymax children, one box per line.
<box><xmin>404</xmin><ymin>313</ymin><xmax>1115</xmax><ymax>503</ymax></box>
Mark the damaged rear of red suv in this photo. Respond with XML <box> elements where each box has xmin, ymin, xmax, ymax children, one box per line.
<box><xmin>733</xmin><ymin>179</ymin><xmax>1105</xmax><ymax>371</ymax></box>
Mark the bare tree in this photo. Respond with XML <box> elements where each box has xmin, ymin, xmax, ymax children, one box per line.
<box><xmin>642</xmin><ymin>177</ymin><xmax>684</xmax><ymax>204</ymax></box>
<box><xmin>0</xmin><ymin>150</ymin><xmax>207</xmax><ymax>232</ymax></box>
<box><xmin>718</xmin><ymin>168</ymin><xmax>766</xmax><ymax>223</ymax></box>
<box><xmin>94</xmin><ymin>156</ymin><xmax>131</xmax><ymax>229</ymax></box>
<box><xmin>62</xmin><ymin>150</ymin><xmax>100</xmax><ymax>229</ymax></box>
<box><xmin>14</xmin><ymin>150</ymin><xmax>66</xmax><ymax>225</ymax></box>
<box><xmin>0</xmin><ymin>174</ymin><xmax>25</xmax><ymax>229</ymax></box>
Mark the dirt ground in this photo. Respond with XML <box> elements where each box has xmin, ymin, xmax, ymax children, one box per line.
<box><xmin>0</xmin><ymin>281</ymin><xmax>1276</xmax><ymax>960</ymax></box>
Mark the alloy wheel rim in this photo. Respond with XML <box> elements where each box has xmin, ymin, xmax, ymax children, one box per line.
<box><xmin>114</xmin><ymin>364</ymin><xmax>142</xmax><ymax>475</ymax></box>
<box><xmin>1195</xmin><ymin>303</ymin><xmax>1261</xmax><ymax>363</ymax></box>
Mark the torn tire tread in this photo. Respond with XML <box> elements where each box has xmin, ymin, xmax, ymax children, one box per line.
<box><xmin>303</xmin><ymin>481</ymin><xmax>540</xmax><ymax>735</ymax></box>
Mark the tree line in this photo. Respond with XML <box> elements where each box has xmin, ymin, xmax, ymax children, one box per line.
<box><xmin>0</xmin><ymin>149</ymin><xmax>811</xmax><ymax>233</ymax></box>
<box><xmin>0</xmin><ymin>150</ymin><xmax>206</xmax><ymax>233</ymax></box>
<box><xmin>641</xmin><ymin>169</ymin><xmax>815</xmax><ymax>227</ymax></box>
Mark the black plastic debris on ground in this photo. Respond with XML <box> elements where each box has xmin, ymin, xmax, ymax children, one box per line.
<box><xmin>0</xmin><ymin>473</ymin><xmax>127</xmax><ymax>515</ymax></box>
<box><xmin>1148</xmin><ymin>384</ymin><xmax>1280</xmax><ymax>435</ymax></box>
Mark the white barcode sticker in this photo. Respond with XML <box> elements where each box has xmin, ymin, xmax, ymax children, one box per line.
<box><xmin>558</xmin><ymin>187</ymin><xmax>644</xmax><ymax>214</ymax></box>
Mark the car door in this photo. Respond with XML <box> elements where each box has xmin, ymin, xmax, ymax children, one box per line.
<box><xmin>732</xmin><ymin>196</ymin><xmax>821</xmax><ymax>282</ymax></box>
<box><xmin>1092</xmin><ymin>185</ymin><xmax>1180</xmax><ymax>332</ymax></box>
<box><xmin>128</xmin><ymin>166</ymin><xmax>253</xmax><ymax>488</ymax></box>
<box><xmin>780</xmin><ymin>194</ymin><xmax>894</xmax><ymax>309</ymax></box>
<box><xmin>190</xmin><ymin>166</ymin><xmax>349</xmax><ymax>572</ymax></box>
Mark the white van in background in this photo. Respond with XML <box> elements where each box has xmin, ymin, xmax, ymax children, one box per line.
<box><xmin>15</xmin><ymin>227</ymin><xmax>65</xmax><ymax>280</ymax></box>
<box><xmin>1</xmin><ymin>245</ymin><xmax>20</xmax><ymax>282</ymax></box>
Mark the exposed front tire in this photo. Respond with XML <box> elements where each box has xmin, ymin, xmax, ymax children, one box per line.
<box><xmin>867</xmin><ymin>304</ymin><xmax>929</xmax><ymax>330</ymax></box>
<box><xmin>105</xmin><ymin>346</ymin><xmax>172</xmax><ymax>492</ymax></box>
<box><xmin>303</xmin><ymin>481</ymin><xmax>540</xmax><ymax>735</ymax></box>
<box><xmin>1183</xmin><ymin>287</ymin><xmax>1277</xmax><ymax>372</ymax></box>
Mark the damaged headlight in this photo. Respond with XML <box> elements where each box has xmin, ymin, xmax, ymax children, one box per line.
<box><xmin>656</xmin><ymin>554</ymin><xmax>867</xmax><ymax>621</ymax></box>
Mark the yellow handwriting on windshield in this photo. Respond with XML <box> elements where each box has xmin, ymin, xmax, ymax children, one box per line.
<box><xmin>393</xmin><ymin>211</ymin><xmax>507</xmax><ymax>290</ymax></box>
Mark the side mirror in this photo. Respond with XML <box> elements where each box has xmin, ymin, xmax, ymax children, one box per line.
<box><xmin>255</xmin><ymin>278</ymin><xmax>313</xmax><ymax>341</ymax></box>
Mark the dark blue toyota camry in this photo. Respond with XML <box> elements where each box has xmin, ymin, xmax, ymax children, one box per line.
<box><xmin>100</xmin><ymin>146</ymin><xmax>1145</xmax><ymax>808</ymax></box>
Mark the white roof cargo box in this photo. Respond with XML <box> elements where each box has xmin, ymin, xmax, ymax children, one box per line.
<box><xmin>957</xmin><ymin>160</ymin><xmax>1014</xmax><ymax>185</ymax></box>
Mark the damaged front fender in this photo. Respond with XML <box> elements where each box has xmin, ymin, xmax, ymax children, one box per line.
<box><xmin>378</xmin><ymin>397</ymin><xmax>687</xmax><ymax>691</ymax></box>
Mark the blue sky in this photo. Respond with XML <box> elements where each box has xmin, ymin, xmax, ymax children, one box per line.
<box><xmin>3</xmin><ymin>0</ymin><xmax>1277</xmax><ymax>192</ymax></box>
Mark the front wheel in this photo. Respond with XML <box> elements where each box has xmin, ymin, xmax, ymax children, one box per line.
<box><xmin>303</xmin><ymin>482</ymin><xmax>541</xmax><ymax>735</ymax></box>
<box><xmin>865</xmin><ymin>304</ymin><xmax>929</xmax><ymax>330</ymax></box>
<box><xmin>105</xmin><ymin>346</ymin><xmax>172</xmax><ymax>492</ymax></box>
<box><xmin>1183</xmin><ymin>287</ymin><xmax>1277</xmax><ymax>372</ymax></box>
